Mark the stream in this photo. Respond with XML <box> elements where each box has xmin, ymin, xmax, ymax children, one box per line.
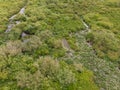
<box><xmin>5</xmin><ymin>6</ymin><xmax>26</xmax><ymax>33</ymax></box>
<box><xmin>81</xmin><ymin>18</ymin><xmax>93</xmax><ymax>47</ymax></box>
<box><xmin>81</xmin><ymin>18</ymin><xmax>98</xmax><ymax>55</ymax></box>
<box><xmin>81</xmin><ymin>19</ymin><xmax>91</xmax><ymax>33</ymax></box>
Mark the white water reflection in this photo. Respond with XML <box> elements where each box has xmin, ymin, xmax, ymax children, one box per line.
<box><xmin>5</xmin><ymin>7</ymin><xmax>26</xmax><ymax>33</ymax></box>
<box><xmin>19</xmin><ymin>8</ymin><xmax>25</xmax><ymax>14</ymax></box>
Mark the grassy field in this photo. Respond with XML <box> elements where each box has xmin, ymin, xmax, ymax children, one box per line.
<box><xmin>0</xmin><ymin>0</ymin><xmax>120</xmax><ymax>90</ymax></box>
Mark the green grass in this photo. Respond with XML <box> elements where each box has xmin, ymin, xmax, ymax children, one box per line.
<box><xmin>0</xmin><ymin>0</ymin><xmax>120</xmax><ymax>90</ymax></box>
<box><xmin>83</xmin><ymin>0</ymin><xmax>120</xmax><ymax>60</ymax></box>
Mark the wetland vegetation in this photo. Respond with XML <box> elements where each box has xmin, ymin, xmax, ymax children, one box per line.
<box><xmin>0</xmin><ymin>0</ymin><xmax>120</xmax><ymax>90</ymax></box>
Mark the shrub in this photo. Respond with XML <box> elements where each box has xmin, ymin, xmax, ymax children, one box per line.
<box><xmin>86</xmin><ymin>30</ymin><xmax>120</xmax><ymax>60</ymax></box>
<box><xmin>22</xmin><ymin>35</ymin><xmax>42</xmax><ymax>52</ymax></box>
<box><xmin>34</xmin><ymin>44</ymin><xmax>49</xmax><ymax>56</ymax></box>
<box><xmin>16</xmin><ymin>57</ymin><xmax>99</xmax><ymax>90</ymax></box>
<box><xmin>0</xmin><ymin>40</ymin><xmax>22</xmax><ymax>57</ymax></box>
<box><xmin>46</xmin><ymin>37</ymin><xmax>62</xmax><ymax>49</ymax></box>
<box><xmin>51</xmin><ymin>48</ymin><xmax>66</xmax><ymax>58</ymax></box>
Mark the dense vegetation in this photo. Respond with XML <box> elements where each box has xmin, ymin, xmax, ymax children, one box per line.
<box><xmin>0</xmin><ymin>0</ymin><xmax>120</xmax><ymax>90</ymax></box>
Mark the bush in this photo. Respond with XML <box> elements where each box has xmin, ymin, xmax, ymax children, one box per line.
<box><xmin>86</xmin><ymin>30</ymin><xmax>120</xmax><ymax>60</ymax></box>
<box><xmin>22</xmin><ymin>35</ymin><xmax>42</xmax><ymax>52</ymax></box>
<box><xmin>0</xmin><ymin>40</ymin><xmax>22</xmax><ymax>57</ymax></box>
<box><xmin>16</xmin><ymin>57</ymin><xmax>99</xmax><ymax>90</ymax></box>
<box><xmin>34</xmin><ymin>44</ymin><xmax>49</xmax><ymax>56</ymax></box>
<box><xmin>46</xmin><ymin>37</ymin><xmax>62</xmax><ymax>49</ymax></box>
<box><xmin>51</xmin><ymin>48</ymin><xmax>66</xmax><ymax>58</ymax></box>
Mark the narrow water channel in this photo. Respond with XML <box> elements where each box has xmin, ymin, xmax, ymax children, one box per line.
<box><xmin>5</xmin><ymin>6</ymin><xmax>26</xmax><ymax>33</ymax></box>
<box><xmin>81</xmin><ymin>19</ymin><xmax>91</xmax><ymax>33</ymax></box>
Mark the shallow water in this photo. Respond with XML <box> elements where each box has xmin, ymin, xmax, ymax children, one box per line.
<box><xmin>82</xmin><ymin>21</ymin><xmax>89</xmax><ymax>29</ymax></box>
<box><xmin>19</xmin><ymin>8</ymin><xmax>25</xmax><ymax>14</ymax></box>
<box><xmin>5</xmin><ymin>7</ymin><xmax>26</xmax><ymax>33</ymax></box>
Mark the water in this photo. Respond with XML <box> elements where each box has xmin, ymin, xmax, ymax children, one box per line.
<box><xmin>19</xmin><ymin>8</ymin><xmax>25</xmax><ymax>14</ymax></box>
<box><xmin>83</xmin><ymin>21</ymin><xmax>89</xmax><ymax>29</ymax></box>
<box><xmin>82</xmin><ymin>19</ymin><xmax>91</xmax><ymax>32</ymax></box>
<box><xmin>16</xmin><ymin>21</ymin><xmax>21</xmax><ymax>25</ymax></box>
<box><xmin>9</xmin><ymin>15</ymin><xmax>17</xmax><ymax>20</ymax></box>
<box><xmin>5</xmin><ymin>24</ymin><xmax>14</xmax><ymax>33</ymax></box>
<box><xmin>5</xmin><ymin>7</ymin><xmax>25</xmax><ymax>33</ymax></box>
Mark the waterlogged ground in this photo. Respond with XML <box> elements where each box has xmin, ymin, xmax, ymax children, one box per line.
<box><xmin>0</xmin><ymin>0</ymin><xmax>120</xmax><ymax>90</ymax></box>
